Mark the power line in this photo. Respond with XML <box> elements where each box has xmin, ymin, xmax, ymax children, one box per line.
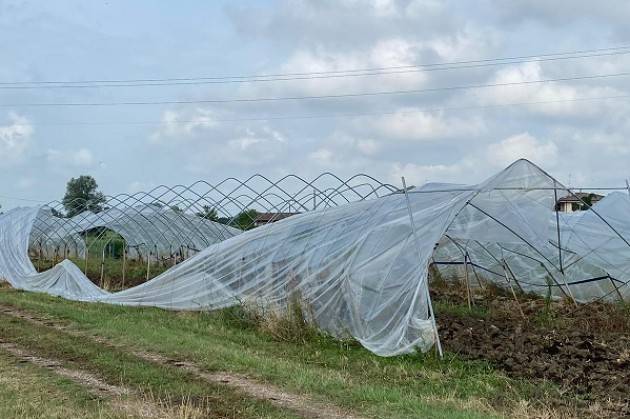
<box><xmin>2</xmin><ymin>44</ymin><xmax>630</xmax><ymax>88</ymax></box>
<box><xmin>7</xmin><ymin>94</ymin><xmax>630</xmax><ymax>127</ymax></box>
<box><xmin>2</xmin><ymin>70</ymin><xmax>629</xmax><ymax>107</ymax></box>
<box><xmin>2</xmin><ymin>49</ymin><xmax>630</xmax><ymax>89</ymax></box>
<box><xmin>0</xmin><ymin>194</ymin><xmax>47</xmax><ymax>203</ymax></box>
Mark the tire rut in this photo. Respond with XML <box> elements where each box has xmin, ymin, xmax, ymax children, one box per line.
<box><xmin>0</xmin><ymin>340</ymin><xmax>170</xmax><ymax>418</ymax></box>
<box><xmin>0</xmin><ymin>304</ymin><xmax>362</xmax><ymax>419</ymax></box>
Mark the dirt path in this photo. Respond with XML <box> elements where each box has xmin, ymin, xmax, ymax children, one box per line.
<box><xmin>0</xmin><ymin>304</ymin><xmax>362</xmax><ymax>419</ymax></box>
<box><xmin>0</xmin><ymin>340</ymin><xmax>170</xmax><ymax>418</ymax></box>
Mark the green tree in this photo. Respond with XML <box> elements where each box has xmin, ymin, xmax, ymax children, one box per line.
<box><xmin>62</xmin><ymin>175</ymin><xmax>106</xmax><ymax>217</ymax></box>
<box><xmin>196</xmin><ymin>205</ymin><xmax>219</xmax><ymax>221</ymax></box>
<box><xmin>231</xmin><ymin>209</ymin><xmax>258</xmax><ymax>230</ymax></box>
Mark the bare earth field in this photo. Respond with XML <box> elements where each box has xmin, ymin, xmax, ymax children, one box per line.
<box><xmin>433</xmin><ymin>283</ymin><xmax>630</xmax><ymax>417</ymax></box>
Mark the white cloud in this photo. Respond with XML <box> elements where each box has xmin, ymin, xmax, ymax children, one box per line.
<box><xmin>151</xmin><ymin>108</ymin><xmax>217</xmax><ymax>143</ymax></box>
<box><xmin>364</xmin><ymin>109</ymin><xmax>485</xmax><ymax>141</ymax></box>
<box><xmin>486</xmin><ymin>132</ymin><xmax>558</xmax><ymax>167</ymax></box>
<box><xmin>46</xmin><ymin>147</ymin><xmax>95</xmax><ymax>168</ymax></box>
<box><xmin>390</xmin><ymin>132</ymin><xmax>558</xmax><ymax>185</ymax></box>
<box><xmin>474</xmin><ymin>61</ymin><xmax>625</xmax><ymax>117</ymax></box>
<box><xmin>249</xmin><ymin>38</ymin><xmax>428</xmax><ymax>97</ymax></box>
<box><xmin>127</xmin><ymin>180</ymin><xmax>157</xmax><ymax>194</ymax></box>
<box><xmin>390</xmin><ymin>161</ymin><xmax>469</xmax><ymax>185</ymax></box>
<box><xmin>0</xmin><ymin>112</ymin><xmax>33</xmax><ymax>165</ymax></box>
<box><xmin>149</xmin><ymin>108</ymin><xmax>290</xmax><ymax>170</ymax></box>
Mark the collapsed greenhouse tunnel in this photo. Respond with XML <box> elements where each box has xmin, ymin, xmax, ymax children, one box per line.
<box><xmin>430</xmin><ymin>180</ymin><xmax>630</xmax><ymax>303</ymax></box>
<box><xmin>1</xmin><ymin>159</ymin><xmax>630</xmax><ymax>357</ymax></box>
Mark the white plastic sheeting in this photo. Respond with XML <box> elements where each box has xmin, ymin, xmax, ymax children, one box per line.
<box><xmin>1</xmin><ymin>159</ymin><xmax>630</xmax><ymax>356</ymax></box>
<box><xmin>29</xmin><ymin>205</ymin><xmax>241</xmax><ymax>260</ymax></box>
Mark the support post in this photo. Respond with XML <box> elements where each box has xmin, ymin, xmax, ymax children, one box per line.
<box><xmin>121</xmin><ymin>244</ymin><xmax>127</xmax><ymax>289</ymax></box>
<box><xmin>401</xmin><ymin>177</ymin><xmax>443</xmax><ymax>358</ymax></box>
<box><xmin>100</xmin><ymin>245</ymin><xmax>106</xmax><ymax>288</ymax></box>
<box><xmin>146</xmin><ymin>249</ymin><xmax>151</xmax><ymax>282</ymax></box>
<box><xmin>502</xmin><ymin>259</ymin><xmax>525</xmax><ymax>294</ymax></box>
<box><xmin>463</xmin><ymin>252</ymin><xmax>472</xmax><ymax>309</ymax></box>
<box><xmin>553</xmin><ymin>181</ymin><xmax>564</xmax><ymax>274</ymax></box>
<box><xmin>84</xmin><ymin>237</ymin><xmax>89</xmax><ymax>275</ymax></box>
<box><xmin>37</xmin><ymin>242</ymin><xmax>42</xmax><ymax>271</ymax></box>
<box><xmin>467</xmin><ymin>252</ymin><xmax>486</xmax><ymax>290</ymax></box>
<box><xmin>502</xmin><ymin>260</ymin><xmax>526</xmax><ymax>319</ymax></box>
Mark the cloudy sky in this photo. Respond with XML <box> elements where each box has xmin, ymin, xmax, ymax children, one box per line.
<box><xmin>1</xmin><ymin>0</ymin><xmax>630</xmax><ymax>208</ymax></box>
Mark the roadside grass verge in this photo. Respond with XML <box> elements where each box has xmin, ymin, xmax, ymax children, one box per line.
<box><xmin>0</xmin><ymin>288</ymin><xmax>580</xmax><ymax>419</ymax></box>
<box><xmin>0</xmin><ymin>308</ymin><xmax>297</xmax><ymax>419</ymax></box>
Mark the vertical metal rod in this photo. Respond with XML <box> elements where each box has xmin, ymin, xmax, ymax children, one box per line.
<box><xmin>463</xmin><ymin>252</ymin><xmax>472</xmax><ymax>309</ymax></box>
<box><xmin>84</xmin><ymin>237</ymin><xmax>89</xmax><ymax>275</ymax></box>
<box><xmin>37</xmin><ymin>242</ymin><xmax>42</xmax><ymax>271</ymax></box>
<box><xmin>155</xmin><ymin>245</ymin><xmax>159</xmax><ymax>276</ymax></box>
<box><xmin>146</xmin><ymin>249</ymin><xmax>151</xmax><ymax>282</ymax></box>
<box><xmin>626</xmin><ymin>179</ymin><xmax>630</xmax><ymax>197</ymax></box>
<box><xmin>553</xmin><ymin>181</ymin><xmax>564</xmax><ymax>274</ymax></box>
<box><xmin>121</xmin><ymin>244</ymin><xmax>127</xmax><ymax>289</ymax></box>
<box><xmin>401</xmin><ymin>177</ymin><xmax>443</xmax><ymax>358</ymax></box>
<box><xmin>100</xmin><ymin>245</ymin><xmax>106</xmax><ymax>288</ymax></box>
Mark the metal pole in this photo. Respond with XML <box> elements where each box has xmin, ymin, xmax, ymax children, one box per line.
<box><xmin>626</xmin><ymin>179</ymin><xmax>630</xmax><ymax>197</ymax></box>
<box><xmin>146</xmin><ymin>248</ymin><xmax>151</xmax><ymax>282</ymax></box>
<box><xmin>121</xmin><ymin>243</ymin><xmax>127</xmax><ymax>289</ymax></box>
<box><xmin>553</xmin><ymin>181</ymin><xmax>564</xmax><ymax>274</ymax></box>
<box><xmin>100</xmin><ymin>245</ymin><xmax>106</xmax><ymax>288</ymax></box>
<box><xmin>463</xmin><ymin>252</ymin><xmax>472</xmax><ymax>309</ymax></box>
<box><xmin>37</xmin><ymin>242</ymin><xmax>42</xmax><ymax>271</ymax></box>
<box><xmin>401</xmin><ymin>177</ymin><xmax>443</xmax><ymax>358</ymax></box>
<box><xmin>84</xmin><ymin>237</ymin><xmax>89</xmax><ymax>275</ymax></box>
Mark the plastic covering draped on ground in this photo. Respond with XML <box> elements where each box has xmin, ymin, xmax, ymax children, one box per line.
<box><xmin>1</xmin><ymin>159</ymin><xmax>629</xmax><ymax>356</ymax></box>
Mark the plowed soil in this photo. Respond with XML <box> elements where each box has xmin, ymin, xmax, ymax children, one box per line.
<box><xmin>433</xmin><ymin>284</ymin><xmax>630</xmax><ymax>417</ymax></box>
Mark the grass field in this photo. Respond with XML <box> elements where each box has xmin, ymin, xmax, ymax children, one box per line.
<box><xmin>0</xmin><ymin>286</ymin><xmax>584</xmax><ymax>419</ymax></box>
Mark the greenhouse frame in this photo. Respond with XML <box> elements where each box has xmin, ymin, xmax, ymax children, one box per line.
<box><xmin>1</xmin><ymin>159</ymin><xmax>629</xmax><ymax>356</ymax></box>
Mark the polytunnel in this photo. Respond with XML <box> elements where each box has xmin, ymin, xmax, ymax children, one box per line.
<box><xmin>1</xmin><ymin>159</ymin><xmax>630</xmax><ymax>356</ymax></box>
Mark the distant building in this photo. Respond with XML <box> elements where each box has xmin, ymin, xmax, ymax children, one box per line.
<box><xmin>254</xmin><ymin>212</ymin><xmax>300</xmax><ymax>227</ymax></box>
<box><xmin>555</xmin><ymin>192</ymin><xmax>603</xmax><ymax>213</ymax></box>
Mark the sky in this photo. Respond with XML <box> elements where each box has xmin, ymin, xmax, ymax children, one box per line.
<box><xmin>1</xmin><ymin>0</ymin><xmax>630</xmax><ymax>208</ymax></box>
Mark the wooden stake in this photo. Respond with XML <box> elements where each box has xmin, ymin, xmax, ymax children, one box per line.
<box><xmin>502</xmin><ymin>261</ymin><xmax>526</xmax><ymax>319</ymax></box>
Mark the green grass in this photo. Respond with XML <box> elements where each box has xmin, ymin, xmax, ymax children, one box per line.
<box><xmin>0</xmin><ymin>351</ymin><xmax>124</xmax><ymax>418</ymax></box>
<box><xmin>434</xmin><ymin>300</ymin><xmax>489</xmax><ymax>319</ymax></box>
<box><xmin>0</xmin><ymin>288</ymin><xmax>575</xmax><ymax>419</ymax></box>
<box><xmin>0</xmin><ymin>303</ymin><xmax>297</xmax><ymax>419</ymax></box>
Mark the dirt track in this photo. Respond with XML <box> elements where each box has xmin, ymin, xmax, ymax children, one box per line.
<box><xmin>434</xmin><ymin>286</ymin><xmax>630</xmax><ymax>417</ymax></box>
<box><xmin>0</xmin><ymin>304</ymin><xmax>361</xmax><ymax>419</ymax></box>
